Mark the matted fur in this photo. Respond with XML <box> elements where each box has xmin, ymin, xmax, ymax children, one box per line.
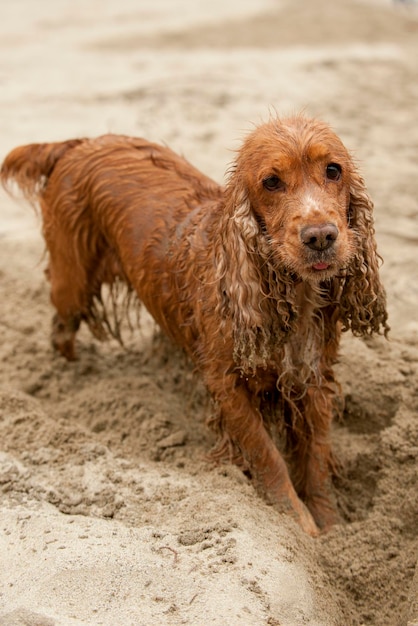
<box><xmin>1</xmin><ymin>115</ymin><xmax>389</xmax><ymax>535</ymax></box>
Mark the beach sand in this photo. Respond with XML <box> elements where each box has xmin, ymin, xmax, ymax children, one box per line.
<box><xmin>1</xmin><ymin>1</ymin><xmax>417</xmax><ymax>624</ymax></box>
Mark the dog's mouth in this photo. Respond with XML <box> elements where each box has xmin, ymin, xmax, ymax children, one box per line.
<box><xmin>303</xmin><ymin>255</ymin><xmax>340</xmax><ymax>280</ymax></box>
<box><xmin>302</xmin><ymin>240</ymin><xmax>344</xmax><ymax>272</ymax></box>
<box><xmin>311</xmin><ymin>261</ymin><xmax>331</xmax><ymax>271</ymax></box>
<box><xmin>305</xmin><ymin>250</ymin><xmax>336</xmax><ymax>273</ymax></box>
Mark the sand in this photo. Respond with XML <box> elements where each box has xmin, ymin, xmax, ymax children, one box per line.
<box><xmin>1</xmin><ymin>1</ymin><xmax>418</xmax><ymax>624</ymax></box>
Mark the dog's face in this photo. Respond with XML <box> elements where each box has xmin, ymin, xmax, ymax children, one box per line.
<box><xmin>233</xmin><ymin>118</ymin><xmax>357</xmax><ymax>282</ymax></box>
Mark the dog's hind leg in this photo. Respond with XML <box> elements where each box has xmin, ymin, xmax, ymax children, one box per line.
<box><xmin>42</xmin><ymin>206</ymin><xmax>95</xmax><ymax>361</ymax></box>
<box><xmin>51</xmin><ymin>310</ymin><xmax>81</xmax><ymax>361</ymax></box>
<box><xmin>47</xmin><ymin>254</ymin><xmax>88</xmax><ymax>361</ymax></box>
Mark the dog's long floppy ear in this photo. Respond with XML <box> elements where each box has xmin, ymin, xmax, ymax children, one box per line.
<box><xmin>339</xmin><ymin>167</ymin><xmax>389</xmax><ymax>336</ymax></box>
<box><xmin>215</xmin><ymin>167</ymin><xmax>296</xmax><ymax>371</ymax></box>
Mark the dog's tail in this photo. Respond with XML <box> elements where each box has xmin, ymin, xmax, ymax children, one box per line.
<box><xmin>1</xmin><ymin>138</ymin><xmax>84</xmax><ymax>205</ymax></box>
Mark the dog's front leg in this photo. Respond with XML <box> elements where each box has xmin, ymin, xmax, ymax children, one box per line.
<box><xmin>211</xmin><ymin>379</ymin><xmax>319</xmax><ymax>536</ymax></box>
<box><xmin>293</xmin><ymin>386</ymin><xmax>340</xmax><ymax>532</ymax></box>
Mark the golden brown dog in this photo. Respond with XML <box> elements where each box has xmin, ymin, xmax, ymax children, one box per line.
<box><xmin>1</xmin><ymin>115</ymin><xmax>389</xmax><ymax>534</ymax></box>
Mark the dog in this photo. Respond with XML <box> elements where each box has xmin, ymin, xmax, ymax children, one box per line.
<box><xmin>1</xmin><ymin>115</ymin><xmax>389</xmax><ymax>534</ymax></box>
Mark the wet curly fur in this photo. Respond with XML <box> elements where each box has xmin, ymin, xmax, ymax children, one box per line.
<box><xmin>1</xmin><ymin>115</ymin><xmax>388</xmax><ymax>534</ymax></box>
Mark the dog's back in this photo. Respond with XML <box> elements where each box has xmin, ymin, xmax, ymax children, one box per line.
<box><xmin>1</xmin><ymin>134</ymin><xmax>222</xmax><ymax>359</ymax></box>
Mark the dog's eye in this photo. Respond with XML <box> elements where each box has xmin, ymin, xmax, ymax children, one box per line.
<box><xmin>326</xmin><ymin>163</ymin><xmax>342</xmax><ymax>181</ymax></box>
<box><xmin>262</xmin><ymin>175</ymin><xmax>285</xmax><ymax>192</ymax></box>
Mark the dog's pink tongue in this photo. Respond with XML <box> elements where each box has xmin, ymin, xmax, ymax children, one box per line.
<box><xmin>312</xmin><ymin>262</ymin><xmax>330</xmax><ymax>271</ymax></box>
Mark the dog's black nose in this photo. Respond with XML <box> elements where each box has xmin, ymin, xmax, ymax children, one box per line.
<box><xmin>300</xmin><ymin>223</ymin><xmax>339</xmax><ymax>251</ymax></box>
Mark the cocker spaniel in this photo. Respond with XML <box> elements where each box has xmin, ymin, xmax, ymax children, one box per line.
<box><xmin>1</xmin><ymin>115</ymin><xmax>388</xmax><ymax>534</ymax></box>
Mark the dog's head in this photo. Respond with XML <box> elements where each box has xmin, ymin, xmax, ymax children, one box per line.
<box><xmin>217</xmin><ymin>116</ymin><xmax>388</xmax><ymax>365</ymax></box>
